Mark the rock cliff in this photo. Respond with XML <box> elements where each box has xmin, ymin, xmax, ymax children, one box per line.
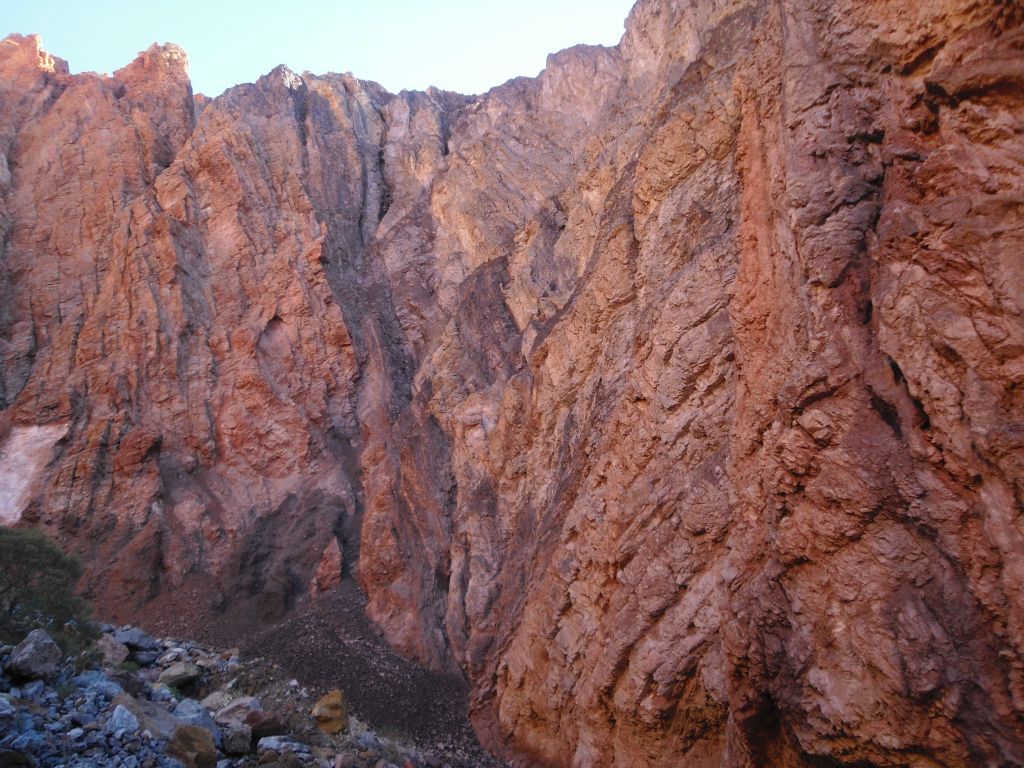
<box><xmin>1</xmin><ymin>0</ymin><xmax>1023</xmax><ymax>764</ymax></box>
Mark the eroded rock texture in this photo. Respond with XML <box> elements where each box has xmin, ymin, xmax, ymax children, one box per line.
<box><xmin>1</xmin><ymin>0</ymin><xmax>1022</xmax><ymax>764</ymax></box>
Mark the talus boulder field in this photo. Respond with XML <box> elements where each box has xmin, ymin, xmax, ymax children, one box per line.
<box><xmin>1</xmin><ymin>0</ymin><xmax>1023</xmax><ymax>765</ymax></box>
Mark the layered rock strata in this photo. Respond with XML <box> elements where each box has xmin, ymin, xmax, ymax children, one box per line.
<box><xmin>1</xmin><ymin>0</ymin><xmax>1022</xmax><ymax>764</ymax></box>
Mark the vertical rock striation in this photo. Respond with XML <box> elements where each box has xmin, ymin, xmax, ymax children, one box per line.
<box><xmin>1</xmin><ymin>0</ymin><xmax>1022</xmax><ymax>764</ymax></box>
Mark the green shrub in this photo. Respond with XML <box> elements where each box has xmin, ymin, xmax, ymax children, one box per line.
<box><xmin>0</xmin><ymin>527</ymin><xmax>98</xmax><ymax>653</ymax></box>
<box><xmin>166</xmin><ymin>685</ymin><xmax>185</xmax><ymax>701</ymax></box>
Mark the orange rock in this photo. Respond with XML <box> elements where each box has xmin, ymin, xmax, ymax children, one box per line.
<box><xmin>310</xmin><ymin>689</ymin><xmax>348</xmax><ymax>735</ymax></box>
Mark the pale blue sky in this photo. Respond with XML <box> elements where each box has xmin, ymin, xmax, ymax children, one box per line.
<box><xmin>3</xmin><ymin>0</ymin><xmax>636</xmax><ymax>97</ymax></box>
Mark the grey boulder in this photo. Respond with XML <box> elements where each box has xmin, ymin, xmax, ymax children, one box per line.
<box><xmin>4</xmin><ymin>630</ymin><xmax>61</xmax><ymax>681</ymax></box>
<box><xmin>105</xmin><ymin>704</ymin><xmax>140</xmax><ymax>736</ymax></box>
<box><xmin>157</xmin><ymin>661</ymin><xmax>201</xmax><ymax>687</ymax></box>
<box><xmin>111</xmin><ymin>627</ymin><xmax>160</xmax><ymax>652</ymax></box>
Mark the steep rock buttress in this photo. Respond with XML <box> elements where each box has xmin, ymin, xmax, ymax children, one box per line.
<box><xmin>1</xmin><ymin>1</ymin><xmax>1023</xmax><ymax>765</ymax></box>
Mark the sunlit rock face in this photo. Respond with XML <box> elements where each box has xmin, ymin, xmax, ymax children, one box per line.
<box><xmin>2</xmin><ymin>1</ymin><xmax>1023</xmax><ymax>765</ymax></box>
<box><xmin>0</xmin><ymin>423</ymin><xmax>68</xmax><ymax>523</ymax></box>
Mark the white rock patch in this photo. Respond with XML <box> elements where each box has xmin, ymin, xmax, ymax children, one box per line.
<box><xmin>0</xmin><ymin>423</ymin><xmax>68</xmax><ymax>524</ymax></box>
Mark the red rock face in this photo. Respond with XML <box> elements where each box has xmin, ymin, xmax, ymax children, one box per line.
<box><xmin>1</xmin><ymin>1</ymin><xmax>1023</xmax><ymax>765</ymax></box>
<box><xmin>311</xmin><ymin>538</ymin><xmax>343</xmax><ymax>599</ymax></box>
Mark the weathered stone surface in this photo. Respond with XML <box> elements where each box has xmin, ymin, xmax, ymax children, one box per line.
<box><xmin>221</xmin><ymin>723</ymin><xmax>252</xmax><ymax>755</ymax></box>
<box><xmin>200</xmin><ymin>691</ymin><xmax>229</xmax><ymax>712</ymax></box>
<box><xmin>95</xmin><ymin>635</ymin><xmax>130</xmax><ymax>667</ymax></box>
<box><xmin>167</xmin><ymin>724</ymin><xmax>217</xmax><ymax>768</ymax></box>
<box><xmin>104</xmin><ymin>704</ymin><xmax>139</xmax><ymax>736</ymax></box>
<box><xmin>1</xmin><ymin>0</ymin><xmax>1022</xmax><ymax>765</ymax></box>
<box><xmin>111</xmin><ymin>693</ymin><xmax>180</xmax><ymax>741</ymax></box>
<box><xmin>213</xmin><ymin>696</ymin><xmax>262</xmax><ymax>727</ymax></box>
<box><xmin>173</xmin><ymin>699</ymin><xmax>221</xmax><ymax>743</ymax></box>
<box><xmin>245</xmin><ymin>709</ymin><xmax>288</xmax><ymax>740</ymax></box>
<box><xmin>310</xmin><ymin>539</ymin><xmax>344</xmax><ymax>599</ymax></box>
<box><xmin>72</xmin><ymin>670</ymin><xmax>124</xmax><ymax>699</ymax></box>
<box><xmin>112</xmin><ymin>628</ymin><xmax>160</xmax><ymax>653</ymax></box>
<box><xmin>158</xmin><ymin>661</ymin><xmax>201</xmax><ymax>688</ymax></box>
<box><xmin>4</xmin><ymin>631</ymin><xmax>60</xmax><ymax>681</ymax></box>
<box><xmin>256</xmin><ymin>736</ymin><xmax>311</xmax><ymax>759</ymax></box>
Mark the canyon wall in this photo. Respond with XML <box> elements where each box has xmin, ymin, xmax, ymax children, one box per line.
<box><xmin>1</xmin><ymin>0</ymin><xmax>1023</xmax><ymax>765</ymax></box>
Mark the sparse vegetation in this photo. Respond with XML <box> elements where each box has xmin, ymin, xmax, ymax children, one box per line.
<box><xmin>0</xmin><ymin>526</ymin><xmax>98</xmax><ymax>653</ymax></box>
<box><xmin>165</xmin><ymin>684</ymin><xmax>185</xmax><ymax>701</ymax></box>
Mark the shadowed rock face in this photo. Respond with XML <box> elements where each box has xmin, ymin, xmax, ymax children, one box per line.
<box><xmin>1</xmin><ymin>0</ymin><xmax>1022</xmax><ymax>763</ymax></box>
